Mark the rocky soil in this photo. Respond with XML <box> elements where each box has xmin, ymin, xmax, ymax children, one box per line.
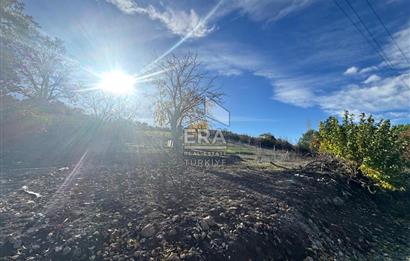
<box><xmin>1</xmin><ymin>150</ymin><xmax>409</xmax><ymax>260</ymax></box>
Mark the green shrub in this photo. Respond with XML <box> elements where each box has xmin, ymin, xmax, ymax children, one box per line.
<box><xmin>297</xmin><ymin>129</ymin><xmax>319</xmax><ymax>153</ymax></box>
<box><xmin>318</xmin><ymin>111</ymin><xmax>409</xmax><ymax>191</ymax></box>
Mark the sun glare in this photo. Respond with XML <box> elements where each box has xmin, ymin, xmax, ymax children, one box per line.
<box><xmin>98</xmin><ymin>70</ymin><xmax>136</xmax><ymax>95</ymax></box>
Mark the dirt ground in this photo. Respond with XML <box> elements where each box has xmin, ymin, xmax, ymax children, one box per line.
<box><xmin>1</xmin><ymin>146</ymin><xmax>409</xmax><ymax>261</ymax></box>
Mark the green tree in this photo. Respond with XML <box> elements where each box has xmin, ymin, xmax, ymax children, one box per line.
<box><xmin>318</xmin><ymin>111</ymin><xmax>408</xmax><ymax>190</ymax></box>
<box><xmin>297</xmin><ymin>129</ymin><xmax>318</xmax><ymax>152</ymax></box>
<box><xmin>259</xmin><ymin>133</ymin><xmax>276</xmax><ymax>148</ymax></box>
<box><xmin>393</xmin><ymin>124</ymin><xmax>410</xmax><ymax>168</ymax></box>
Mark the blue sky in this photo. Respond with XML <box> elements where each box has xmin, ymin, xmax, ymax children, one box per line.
<box><xmin>24</xmin><ymin>0</ymin><xmax>410</xmax><ymax>142</ymax></box>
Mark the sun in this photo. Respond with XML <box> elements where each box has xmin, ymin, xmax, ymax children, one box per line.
<box><xmin>98</xmin><ymin>70</ymin><xmax>136</xmax><ymax>95</ymax></box>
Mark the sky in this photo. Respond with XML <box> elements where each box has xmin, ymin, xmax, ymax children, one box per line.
<box><xmin>23</xmin><ymin>0</ymin><xmax>410</xmax><ymax>142</ymax></box>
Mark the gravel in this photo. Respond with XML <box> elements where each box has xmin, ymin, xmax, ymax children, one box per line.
<box><xmin>0</xmin><ymin>151</ymin><xmax>408</xmax><ymax>260</ymax></box>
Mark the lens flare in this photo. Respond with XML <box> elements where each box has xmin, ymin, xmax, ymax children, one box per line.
<box><xmin>98</xmin><ymin>70</ymin><xmax>136</xmax><ymax>95</ymax></box>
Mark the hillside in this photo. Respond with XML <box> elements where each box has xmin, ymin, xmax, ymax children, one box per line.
<box><xmin>1</xmin><ymin>98</ymin><xmax>409</xmax><ymax>260</ymax></box>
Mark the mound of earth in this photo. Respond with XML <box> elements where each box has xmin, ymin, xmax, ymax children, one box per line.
<box><xmin>0</xmin><ymin>151</ymin><xmax>409</xmax><ymax>260</ymax></box>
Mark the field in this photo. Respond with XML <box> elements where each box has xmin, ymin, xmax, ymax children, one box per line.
<box><xmin>1</xmin><ymin>133</ymin><xmax>409</xmax><ymax>261</ymax></box>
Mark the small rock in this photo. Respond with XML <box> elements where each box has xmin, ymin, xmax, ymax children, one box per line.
<box><xmin>166</xmin><ymin>252</ymin><xmax>180</xmax><ymax>261</ymax></box>
<box><xmin>55</xmin><ymin>246</ymin><xmax>63</xmax><ymax>252</ymax></box>
<box><xmin>141</xmin><ymin>224</ymin><xmax>156</xmax><ymax>238</ymax></box>
<box><xmin>13</xmin><ymin>240</ymin><xmax>22</xmax><ymax>249</ymax></box>
<box><xmin>134</xmin><ymin>250</ymin><xmax>143</xmax><ymax>257</ymax></box>
<box><xmin>73</xmin><ymin>247</ymin><xmax>81</xmax><ymax>257</ymax></box>
<box><xmin>333</xmin><ymin>197</ymin><xmax>345</xmax><ymax>206</ymax></box>
<box><xmin>62</xmin><ymin>246</ymin><xmax>71</xmax><ymax>255</ymax></box>
<box><xmin>204</xmin><ymin>216</ymin><xmax>215</xmax><ymax>226</ymax></box>
<box><xmin>199</xmin><ymin>220</ymin><xmax>209</xmax><ymax>230</ymax></box>
<box><xmin>193</xmin><ymin>233</ymin><xmax>200</xmax><ymax>240</ymax></box>
<box><xmin>168</xmin><ymin>228</ymin><xmax>177</xmax><ymax>236</ymax></box>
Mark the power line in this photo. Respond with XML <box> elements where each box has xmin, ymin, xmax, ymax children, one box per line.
<box><xmin>343</xmin><ymin>0</ymin><xmax>410</xmax><ymax>89</ymax></box>
<box><xmin>365</xmin><ymin>0</ymin><xmax>410</xmax><ymax>64</ymax></box>
<box><xmin>343</xmin><ymin>0</ymin><xmax>396</xmax><ymax>69</ymax></box>
<box><xmin>332</xmin><ymin>0</ymin><xmax>410</xmax><ymax>89</ymax></box>
<box><xmin>332</xmin><ymin>0</ymin><xmax>394</xmax><ymax>69</ymax></box>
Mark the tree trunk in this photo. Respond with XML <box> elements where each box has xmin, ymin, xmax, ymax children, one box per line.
<box><xmin>171</xmin><ymin>123</ymin><xmax>183</xmax><ymax>153</ymax></box>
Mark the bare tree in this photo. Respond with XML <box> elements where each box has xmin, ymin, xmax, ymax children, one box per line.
<box><xmin>9</xmin><ymin>34</ymin><xmax>75</xmax><ymax>100</ymax></box>
<box><xmin>0</xmin><ymin>0</ymin><xmax>37</xmax><ymax>94</ymax></box>
<box><xmin>79</xmin><ymin>90</ymin><xmax>139</xmax><ymax>122</ymax></box>
<box><xmin>0</xmin><ymin>0</ymin><xmax>35</xmax><ymax>36</ymax></box>
<box><xmin>153</xmin><ymin>53</ymin><xmax>222</xmax><ymax>151</ymax></box>
<box><xmin>1</xmin><ymin>0</ymin><xmax>76</xmax><ymax>101</ymax></box>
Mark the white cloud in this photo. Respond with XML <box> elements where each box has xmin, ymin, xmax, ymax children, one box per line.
<box><xmin>359</xmin><ymin>66</ymin><xmax>379</xmax><ymax>74</ymax></box>
<box><xmin>379</xmin><ymin>111</ymin><xmax>410</xmax><ymax>120</ymax></box>
<box><xmin>199</xmin><ymin>41</ymin><xmax>340</xmax><ymax>109</ymax></box>
<box><xmin>343</xmin><ymin>66</ymin><xmax>359</xmax><ymax>75</ymax></box>
<box><xmin>227</xmin><ymin>0</ymin><xmax>316</xmax><ymax>22</ymax></box>
<box><xmin>200</xmin><ymin>40</ymin><xmax>409</xmax><ymax>120</ymax></box>
<box><xmin>106</xmin><ymin>0</ymin><xmax>319</xmax><ymax>39</ymax></box>
<box><xmin>106</xmin><ymin>0</ymin><xmax>137</xmax><ymax>14</ymax></box>
<box><xmin>359</xmin><ymin>25</ymin><xmax>410</xmax><ymax>73</ymax></box>
<box><xmin>272</xmin><ymin>79</ymin><xmax>316</xmax><ymax>108</ymax></box>
<box><xmin>317</xmin><ymin>73</ymin><xmax>410</xmax><ymax>117</ymax></box>
<box><xmin>106</xmin><ymin>0</ymin><xmax>215</xmax><ymax>38</ymax></box>
<box><xmin>268</xmin><ymin>73</ymin><xmax>410</xmax><ymax>120</ymax></box>
<box><xmin>363</xmin><ymin>74</ymin><xmax>381</xmax><ymax>84</ymax></box>
<box><xmin>339</xmin><ymin>25</ymin><xmax>410</xmax><ymax>84</ymax></box>
<box><xmin>384</xmin><ymin>24</ymin><xmax>410</xmax><ymax>69</ymax></box>
<box><xmin>256</xmin><ymin>71</ymin><xmax>327</xmax><ymax>108</ymax></box>
<box><xmin>199</xmin><ymin>42</ymin><xmax>269</xmax><ymax>76</ymax></box>
<box><xmin>327</xmin><ymin>25</ymin><xmax>410</xmax><ymax>119</ymax></box>
<box><xmin>193</xmin><ymin>17</ymin><xmax>409</xmax><ymax>120</ymax></box>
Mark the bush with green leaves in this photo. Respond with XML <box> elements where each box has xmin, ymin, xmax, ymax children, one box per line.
<box><xmin>317</xmin><ymin>111</ymin><xmax>409</xmax><ymax>191</ymax></box>
<box><xmin>297</xmin><ymin>129</ymin><xmax>319</xmax><ymax>153</ymax></box>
